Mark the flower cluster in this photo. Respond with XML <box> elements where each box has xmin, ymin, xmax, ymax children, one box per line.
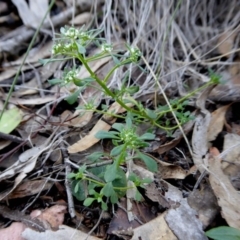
<box><xmin>63</xmin><ymin>68</ymin><xmax>80</xmax><ymax>84</ymax></box>
<box><xmin>119</xmin><ymin>128</ymin><xmax>139</xmax><ymax>148</ymax></box>
<box><xmin>128</xmin><ymin>46</ymin><xmax>142</xmax><ymax>63</ymax></box>
<box><xmin>101</xmin><ymin>43</ymin><xmax>113</xmax><ymax>53</ymax></box>
<box><xmin>52</xmin><ymin>27</ymin><xmax>103</xmax><ymax>56</ymax></box>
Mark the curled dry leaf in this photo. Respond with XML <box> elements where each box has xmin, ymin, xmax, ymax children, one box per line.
<box><xmin>192</xmin><ymin>85</ymin><xmax>216</xmax><ymax>173</ymax></box>
<box><xmin>164</xmin><ymin>182</ymin><xmax>208</xmax><ymax>240</ymax></box>
<box><xmin>221</xmin><ymin>133</ymin><xmax>240</xmax><ymax>183</ymax></box>
<box><xmin>208</xmin><ymin>147</ymin><xmax>240</xmax><ymax>228</ymax></box>
<box><xmin>207</xmin><ymin>104</ymin><xmax>231</xmax><ymax>142</ymax></box>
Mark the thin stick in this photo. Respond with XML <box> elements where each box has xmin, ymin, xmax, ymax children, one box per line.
<box><xmin>61</xmin><ymin>142</ymin><xmax>76</xmax><ymax>218</ymax></box>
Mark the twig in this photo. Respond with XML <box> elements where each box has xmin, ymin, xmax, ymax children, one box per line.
<box><xmin>61</xmin><ymin>142</ymin><xmax>76</xmax><ymax>218</ymax></box>
<box><xmin>0</xmin><ymin>132</ymin><xmax>24</xmax><ymax>144</ymax></box>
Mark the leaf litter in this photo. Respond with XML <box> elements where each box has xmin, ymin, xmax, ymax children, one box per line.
<box><xmin>0</xmin><ymin>1</ymin><xmax>240</xmax><ymax>240</ymax></box>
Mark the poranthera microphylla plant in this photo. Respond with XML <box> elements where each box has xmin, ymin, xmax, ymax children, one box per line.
<box><xmin>43</xmin><ymin>26</ymin><xmax>220</xmax><ymax>209</ymax></box>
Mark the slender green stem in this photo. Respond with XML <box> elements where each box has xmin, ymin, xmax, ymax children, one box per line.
<box><xmin>178</xmin><ymin>81</ymin><xmax>213</xmax><ymax>103</ymax></box>
<box><xmin>84</xmin><ymin>177</ymin><xmax>133</xmax><ymax>191</ymax></box>
<box><xmin>103</xmin><ymin>59</ymin><xmax>131</xmax><ymax>84</ymax></box>
<box><xmin>77</xmin><ymin>54</ymin><xmax>143</xmax><ymax>115</ymax></box>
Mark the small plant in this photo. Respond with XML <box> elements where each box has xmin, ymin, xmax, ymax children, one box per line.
<box><xmin>68</xmin><ymin>114</ymin><xmax>156</xmax><ymax>210</ymax></box>
<box><xmin>43</xmin><ymin>26</ymin><xmax>220</xmax><ymax>209</ymax></box>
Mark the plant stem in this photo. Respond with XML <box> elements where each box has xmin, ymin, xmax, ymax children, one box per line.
<box><xmin>103</xmin><ymin>59</ymin><xmax>130</xmax><ymax>84</ymax></box>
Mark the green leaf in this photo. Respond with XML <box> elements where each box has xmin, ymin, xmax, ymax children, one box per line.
<box><xmin>88</xmin><ymin>165</ymin><xmax>106</xmax><ymax>180</ymax></box>
<box><xmin>141</xmin><ymin>178</ymin><xmax>153</xmax><ymax>184</ymax></box>
<box><xmin>0</xmin><ymin>108</ymin><xmax>22</xmax><ymax>134</ymax></box>
<box><xmin>139</xmin><ymin>132</ymin><xmax>155</xmax><ymax>140</ymax></box>
<box><xmin>88</xmin><ymin>188</ymin><xmax>97</xmax><ymax>196</ymax></box>
<box><xmin>74</xmin><ymin>181</ymin><xmax>80</xmax><ymax>193</ymax></box>
<box><xmin>104</xmin><ymin>164</ymin><xmax>118</xmax><ymax>182</ymax></box>
<box><xmin>67</xmin><ymin>173</ymin><xmax>76</xmax><ymax>179</ymax></box>
<box><xmin>135</xmin><ymin>189</ymin><xmax>143</xmax><ymax>201</ymax></box>
<box><xmin>112</xmin><ymin>168</ymin><xmax>127</xmax><ymax>197</ymax></box>
<box><xmin>137</xmin><ymin>152</ymin><xmax>157</xmax><ymax>172</ymax></box>
<box><xmin>126</xmin><ymin>86</ymin><xmax>139</xmax><ymax>94</ymax></box>
<box><xmin>101</xmin><ymin>182</ymin><xmax>114</xmax><ymax>197</ymax></box>
<box><xmin>95</xmin><ymin>130</ymin><xmax>119</xmax><ymax>140</ymax></box>
<box><xmin>76</xmin><ymin>42</ymin><xmax>86</xmax><ymax>54</ymax></box>
<box><xmin>39</xmin><ymin>58</ymin><xmax>54</xmax><ymax>65</ymax></box>
<box><xmin>110</xmin><ymin>191</ymin><xmax>118</xmax><ymax>204</ymax></box>
<box><xmin>145</xmin><ymin>109</ymin><xmax>157</xmax><ymax>120</ymax></box>
<box><xmin>101</xmin><ymin>201</ymin><xmax>108</xmax><ymax>210</ymax></box>
<box><xmin>48</xmin><ymin>79</ymin><xmax>62</xmax><ymax>85</ymax></box>
<box><xmin>205</xmin><ymin>226</ymin><xmax>240</xmax><ymax>240</ymax></box>
<box><xmin>112</xmin><ymin>55</ymin><xmax>121</xmax><ymax>65</ymax></box>
<box><xmin>73</xmin><ymin>78</ymin><xmax>84</xmax><ymax>87</ymax></box>
<box><xmin>83</xmin><ymin>197</ymin><xmax>96</xmax><ymax>207</ymax></box>
<box><xmin>111</xmin><ymin>144</ymin><xmax>125</xmax><ymax>156</ymax></box>
<box><xmin>87</xmin><ymin>152</ymin><xmax>104</xmax><ymax>162</ymax></box>
<box><xmin>126</xmin><ymin>116</ymin><xmax>132</xmax><ymax>128</ymax></box>
<box><xmin>71</xmin><ymin>180</ymin><xmax>86</xmax><ymax>201</ymax></box>
<box><xmin>65</xmin><ymin>88</ymin><xmax>81</xmax><ymax>104</ymax></box>
<box><xmin>128</xmin><ymin>173</ymin><xmax>138</xmax><ymax>182</ymax></box>
<box><xmin>112</xmin><ymin>123</ymin><xmax>124</xmax><ymax>132</ymax></box>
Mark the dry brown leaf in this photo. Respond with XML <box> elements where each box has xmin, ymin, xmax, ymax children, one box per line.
<box><xmin>9</xmin><ymin>96</ymin><xmax>57</xmax><ymax>105</ymax></box>
<box><xmin>221</xmin><ymin>133</ymin><xmax>240</xmax><ymax>180</ymax></box>
<box><xmin>32</xmin><ymin>205</ymin><xmax>67</xmax><ymax>229</ymax></box>
<box><xmin>207</xmin><ymin>104</ymin><xmax>231</xmax><ymax>142</ymax></box>
<box><xmin>22</xmin><ymin>225</ymin><xmax>101</xmax><ymax>240</ymax></box>
<box><xmin>68</xmin><ymin>119</ymin><xmax>112</xmax><ymax>153</ymax></box>
<box><xmin>217</xmin><ymin>31</ymin><xmax>236</xmax><ymax>58</ymax></box>
<box><xmin>132</xmin><ymin>213</ymin><xmax>177</xmax><ymax>240</ymax></box>
<box><xmin>208</xmin><ymin>147</ymin><xmax>240</xmax><ymax>228</ymax></box>
<box><xmin>70</xmin><ymin>12</ymin><xmax>93</xmax><ymax>25</ymax></box>
<box><xmin>7</xmin><ymin>180</ymin><xmax>53</xmax><ymax>199</ymax></box>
